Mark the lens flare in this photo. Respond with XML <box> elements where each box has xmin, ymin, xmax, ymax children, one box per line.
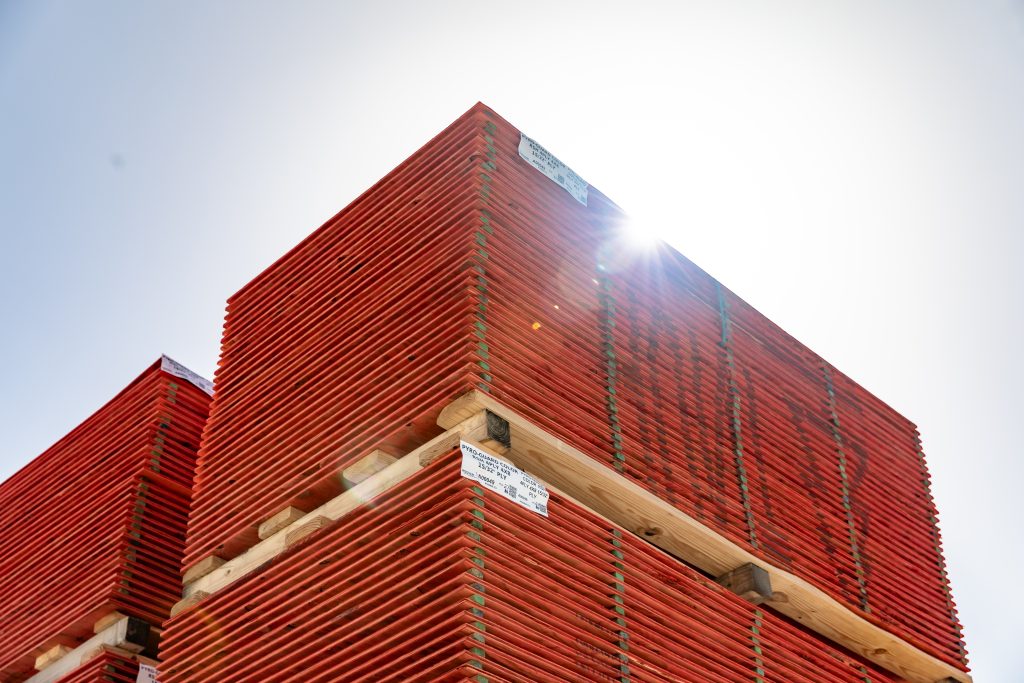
<box><xmin>622</xmin><ymin>216</ymin><xmax>662</xmax><ymax>250</ymax></box>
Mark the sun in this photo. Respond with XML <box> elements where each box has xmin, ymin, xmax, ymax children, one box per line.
<box><xmin>620</xmin><ymin>214</ymin><xmax>663</xmax><ymax>251</ymax></box>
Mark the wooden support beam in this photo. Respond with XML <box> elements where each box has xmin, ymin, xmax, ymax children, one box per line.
<box><xmin>484</xmin><ymin>410</ymin><xmax>511</xmax><ymax>448</ymax></box>
<box><xmin>284</xmin><ymin>515</ymin><xmax>330</xmax><ymax>548</ymax></box>
<box><xmin>176</xmin><ymin>411</ymin><xmax>488</xmax><ymax>611</ymax></box>
<box><xmin>341</xmin><ymin>449</ymin><xmax>399</xmax><ymax>487</ymax></box>
<box><xmin>182</xmin><ymin>555</ymin><xmax>226</xmax><ymax>585</ymax></box>
<box><xmin>717</xmin><ymin>563</ymin><xmax>772</xmax><ymax>605</ymax></box>
<box><xmin>258</xmin><ymin>506</ymin><xmax>307</xmax><ymax>540</ymax></box>
<box><xmin>92</xmin><ymin>611</ymin><xmax>126</xmax><ymax>634</ymax></box>
<box><xmin>439</xmin><ymin>390</ymin><xmax>971</xmax><ymax>683</ymax></box>
<box><xmin>34</xmin><ymin>645</ymin><xmax>70</xmax><ymax>672</ymax></box>
<box><xmin>26</xmin><ymin>617</ymin><xmax>150</xmax><ymax>683</ymax></box>
<box><xmin>170</xmin><ymin>591</ymin><xmax>210</xmax><ymax>618</ymax></box>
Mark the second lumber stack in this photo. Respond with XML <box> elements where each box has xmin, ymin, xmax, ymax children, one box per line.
<box><xmin>163</xmin><ymin>103</ymin><xmax>968</xmax><ymax>682</ymax></box>
<box><xmin>0</xmin><ymin>356</ymin><xmax>211</xmax><ymax>683</ymax></box>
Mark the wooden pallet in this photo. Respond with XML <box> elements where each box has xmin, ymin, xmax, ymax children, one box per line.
<box><xmin>26</xmin><ymin>612</ymin><xmax>151</xmax><ymax>683</ymax></box>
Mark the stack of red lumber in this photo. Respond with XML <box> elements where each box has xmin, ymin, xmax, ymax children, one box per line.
<box><xmin>163</xmin><ymin>449</ymin><xmax>903</xmax><ymax>682</ymax></box>
<box><xmin>180</xmin><ymin>102</ymin><xmax>965</xmax><ymax>676</ymax></box>
<box><xmin>0</xmin><ymin>356</ymin><xmax>211</xmax><ymax>682</ymax></box>
<box><xmin>46</xmin><ymin>651</ymin><xmax>140</xmax><ymax>683</ymax></box>
<box><xmin>613</xmin><ymin>251</ymin><xmax>966</xmax><ymax>666</ymax></box>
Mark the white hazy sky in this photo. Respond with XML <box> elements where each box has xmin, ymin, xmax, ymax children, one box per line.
<box><xmin>1</xmin><ymin>2</ymin><xmax>1020</xmax><ymax>678</ymax></box>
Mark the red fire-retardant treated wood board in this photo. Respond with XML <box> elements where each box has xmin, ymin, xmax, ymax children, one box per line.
<box><xmin>183</xmin><ymin>102</ymin><xmax>965</xmax><ymax>670</ymax></box>
<box><xmin>163</xmin><ymin>450</ymin><xmax>905</xmax><ymax>683</ymax></box>
<box><xmin>50</xmin><ymin>650</ymin><xmax>139</xmax><ymax>683</ymax></box>
<box><xmin>0</xmin><ymin>357</ymin><xmax>211</xmax><ymax>682</ymax></box>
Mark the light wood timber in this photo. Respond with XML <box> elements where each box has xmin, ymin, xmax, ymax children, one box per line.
<box><xmin>33</xmin><ymin>645</ymin><xmax>70</xmax><ymax>672</ymax></box>
<box><xmin>341</xmin><ymin>449</ymin><xmax>399</xmax><ymax>487</ymax></box>
<box><xmin>258</xmin><ymin>506</ymin><xmax>307</xmax><ymax>540</ymax></box>
<box><xmin>169</xmin><ymin>591</ymin><xmax>210</xmax><ymax>618</ymax></box>
<box><xmin>284</xmin><ymin>515</ymin><xmax>331</xmax><ymax>547</ymax></box>
<box><xmin>92</xmin><ymin>611</ymin><xmax>127</xmax><ymax>635</ymax></box>
<box><xmin>181</xmin><ymin>555</ymin><xmax>226</xmax><ymax>585</ymax></box>
<box><xmin>176</xmin><ymin>411</ymin><xmax>487</xmax><ymax>609</ymax></box>
<box><xmin>26</xmin><ymin>617</ymin><xmax>149</xmax><ymax>683</ymax></box>
<box><xmin>716</xmin><ymin>563</ymin><xmax>772</xmax><ymax>605</ymax></box>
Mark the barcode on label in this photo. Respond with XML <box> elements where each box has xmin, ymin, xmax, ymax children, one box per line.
<box><xmin>460</xmin><ymin>441</ymin><xmax>549</xmax><ymax>516</ymax></box>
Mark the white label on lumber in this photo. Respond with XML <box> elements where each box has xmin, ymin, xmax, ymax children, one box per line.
<box><xmin>160</xmin><ymin>355</ymin><xmax>214</xmax><ymax>395</ymax></box>
<box><xmin>518</xmin><ymin>133</ymin><xmax>588</xmax><ymax>206</ymax></box>
<box><xmin>460</xmin><ymin>441</ymin><xmax>549</xmax><ymax>516</ymax></box>
<box><xmin>136</xmin><ymin>664</ymin><xmax>158</xmax><ymax>683</ymax></box>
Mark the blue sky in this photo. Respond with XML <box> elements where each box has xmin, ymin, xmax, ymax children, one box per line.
<box><xmin>2</xmin><ymin>2</ymin><xmax>1021</xmax><ymax>678</ymax></box>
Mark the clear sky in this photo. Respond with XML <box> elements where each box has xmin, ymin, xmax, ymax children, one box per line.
<box><xmin>1</xmin><ymin>1</ymin><xmax>1020</xmax><ymax>678</ymax></box>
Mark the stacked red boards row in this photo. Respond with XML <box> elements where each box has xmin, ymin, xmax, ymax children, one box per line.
<box><xmin>49</xmin><ymin>650</ymin><xmax>140</xmax><ymax>683</ymax></box>
<box><xmin>608</xmin><ymin>253</ymin><xmax>966</xmax><ymax>666</ymax></box>
<box><xmin>182</xmin><ymin>102</ymin><xmax>964</xmax><ymax>669</ymax></box>
<box><xmin>163</xmin><ymin>450</ymin><xmax>902</xmax><ymax>682</ymax></box>
<box><xmin>826</xmin><ymin>368</ymin><xmax>965</xmax><ymax>665</ymax></box>
<box><xmin>185</xmin><ymin>109</ymin><xmax>489</xmax><ymax>562</ymax></box>
<box><xmin>0</xmin><ymin>357</ymin><xmax>210</xmax><ymax>681</ymax></box>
